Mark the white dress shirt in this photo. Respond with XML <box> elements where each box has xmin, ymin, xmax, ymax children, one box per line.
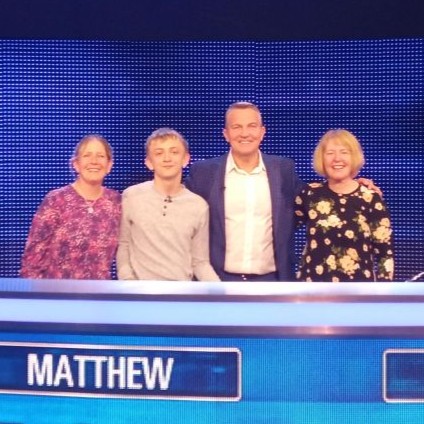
<box><xmin>224</xmin><ymin>152</ymin><xmax>276</xmax><ymax>274</ymax></box>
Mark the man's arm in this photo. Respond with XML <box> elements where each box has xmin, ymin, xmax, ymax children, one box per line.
<box><xmin>184</xmin><ymin>162</ymin><xmax>204</xmax><ymax>197</ymax></box>
<box><xmin>357</xmin><ymin>177</ymin><xmax>383</xmax><ymax>197</ymax></box>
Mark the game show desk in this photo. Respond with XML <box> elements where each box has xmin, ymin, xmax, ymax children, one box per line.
<box><xmin>1</xmin><ymin>279</ymin><xmax>424</xmax><ymax>424</ymax></box>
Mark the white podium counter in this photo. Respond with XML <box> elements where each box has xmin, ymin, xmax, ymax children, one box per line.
<box><xmin>1</xmin><ymin>279</ymin><xmax>424</xmax><ymax>424</ymax></box>
<box><xmin>0</xmin><ymin>279</ymin><xmax>423</xmax><ymax>335</ymax></box>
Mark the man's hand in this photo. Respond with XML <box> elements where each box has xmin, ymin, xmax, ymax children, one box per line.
<box><xmin>357</xmin><ymin>177</ymin><xmax>383</xmax><ymax>197</ymax></box>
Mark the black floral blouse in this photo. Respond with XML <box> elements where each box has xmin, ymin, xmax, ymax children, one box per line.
<box><xmin>295</xmin><ymin>182</ymin><xmax>394</xmax><ymax>282</ymax></box>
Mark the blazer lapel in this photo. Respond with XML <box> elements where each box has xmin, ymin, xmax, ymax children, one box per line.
<box><xmin>263</xmin><ymin>154</ymin><xmax>282</xmax><ymax>238</ymax></box>
<box><xmin>210</xmin><ymin>153</ymin><xmax>228</xmax><ymax>237</ymax></box>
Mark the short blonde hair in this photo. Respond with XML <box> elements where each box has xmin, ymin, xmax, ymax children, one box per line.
<box><xmin>313</xmin><ymin>129</ymin><xmax>365</xmax><ymax>178</ymax></box>
<box><xmin>145</xmin><ymin>127</ymin><xmax>189</xmax><ymax>155</ymax></box>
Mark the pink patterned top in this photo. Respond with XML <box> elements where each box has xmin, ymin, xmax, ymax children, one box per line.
<box><xmin>20</xmin><ymin>185</ymin><xmax>121</xmax><ymax>280</ymax></box>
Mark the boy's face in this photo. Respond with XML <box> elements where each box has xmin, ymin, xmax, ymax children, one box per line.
<box><xmin>145</xmin><ymin>136</ymin><xmax>189</xmax><ymax>181</ymax></box>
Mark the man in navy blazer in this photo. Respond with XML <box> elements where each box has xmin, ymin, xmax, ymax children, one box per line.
<box><xmin>185</xmin><ymin>102</ymin><xmax>305</xmax><ymax>282</ymax></box>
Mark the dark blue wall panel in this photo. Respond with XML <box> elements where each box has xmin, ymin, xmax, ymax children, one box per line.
<box><xmin>1</xmin><ymin>39</ymin><xmax>423</xmax><ymax>281</ymax></box>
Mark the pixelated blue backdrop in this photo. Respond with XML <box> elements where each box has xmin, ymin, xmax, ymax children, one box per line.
<box><xmin>1</xmin><ymin>38</ymin><xmax>423</xmax><ymax>281</ymax></box>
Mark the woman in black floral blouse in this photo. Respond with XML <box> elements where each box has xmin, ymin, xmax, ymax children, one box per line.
<box><xmin>295</xmin><ymin>129</ymin><xmax>394</xmax><ymax>282</ymax></box>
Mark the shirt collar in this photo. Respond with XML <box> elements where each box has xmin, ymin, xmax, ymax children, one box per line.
<box><xmin>226</xmin><ymin>151</ymin><xmax>266</xmax><ymax>175</ymax></box>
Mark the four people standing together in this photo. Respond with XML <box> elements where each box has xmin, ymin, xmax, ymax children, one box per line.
<box><xmin>20</xmin><ymin>103</ymin><xmax>394</xmax><ymax>282</ymax></box>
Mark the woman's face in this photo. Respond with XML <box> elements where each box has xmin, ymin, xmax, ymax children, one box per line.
<box><xmin>323</xmin><ymin>138</ymin><xmax>354</xmax><ymax>184</ymax></box>
<box><xmin>73</xmin><ymin>138</ymin><xmax>112</xmax><ymax>185</ymax></box>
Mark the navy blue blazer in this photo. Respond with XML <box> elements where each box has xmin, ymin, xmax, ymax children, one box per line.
<box><xmin>185</xmin><ymin>153</ymin><xmax>305</xmax><ymax>281</ymax></box>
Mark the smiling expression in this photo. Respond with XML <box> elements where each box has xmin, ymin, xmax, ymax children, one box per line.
<box><xmin>73</xmin><ymin>138</ymin><xmax>112</xmax><ymax>185</ymax></box>
<box><xmin>323</xmin><ymin>139</ymin><xmax>355</xmax><ymax>184</ymax></box>
<box><xmin>145</xmin><ymin>136</ymin><xmax>189</xmax><ymax>181</ymax></box>
<box><xmin>223</xmin><ymin>107</ymin><xmax>266</xmax><ymax>160</ymax></box>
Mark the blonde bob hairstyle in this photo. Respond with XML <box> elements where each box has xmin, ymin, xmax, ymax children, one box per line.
<box><xmin>313</xmin><ymin>129</ymin><xmax>365</xmax><ymax>178</ymax></box>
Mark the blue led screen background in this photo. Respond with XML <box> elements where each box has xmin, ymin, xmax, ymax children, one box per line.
<box><xmin>1</xmin><ymin>38</ymin><xmax>423</xmax><ymax>281</ymax></box>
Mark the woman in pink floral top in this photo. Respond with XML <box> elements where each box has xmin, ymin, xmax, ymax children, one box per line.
<box><xmin>20</xmin><ymin>135</ymin><xmax>121</xmax><ymax>280</ymax></box>
<box><xmin>295</xmin><ymin>129</ymin><xmax>394</xmax><ymax>282</ymax></box>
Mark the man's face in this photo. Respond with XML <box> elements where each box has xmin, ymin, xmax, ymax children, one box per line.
<box><xmin>223</xmin><ymin>107</ymin><xmax>266</xmax><ymax>159</ymax></box>
<box><xmin>145</xmin><ymin>136</ymin><xmax>189</xmax><ymax>181</ymax></box>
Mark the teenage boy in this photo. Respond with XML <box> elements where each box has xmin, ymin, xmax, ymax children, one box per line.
<box><xmin>117</xmin><ymin>127</ymin><xmax>219</xmax><ymax>281</ymax></box>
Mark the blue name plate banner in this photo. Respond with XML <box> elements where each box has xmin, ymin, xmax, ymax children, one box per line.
<box><xmin>0</xmin><ymin>342</ymin><xmax>241</xmax><ymax>401</ymax></box>
<box><xmin>384</xmin><ymin>349</ymin><xmax>424</xmax><ymax>403</ymax></box>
